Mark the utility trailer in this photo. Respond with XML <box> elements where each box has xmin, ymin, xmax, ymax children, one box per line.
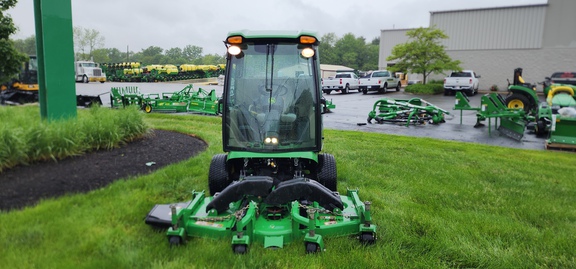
<box><xmin>145</xmin><ymin>30</ymin><xmax>377</xmax><ymax>254</ymax></box>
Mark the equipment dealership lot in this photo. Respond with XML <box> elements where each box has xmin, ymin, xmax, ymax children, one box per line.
<box><xmin>78</xmin><ymin>82</ymin><xmax>546</xmax><ymax>151</ymax></box>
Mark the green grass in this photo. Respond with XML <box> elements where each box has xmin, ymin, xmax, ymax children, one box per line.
<box><xmin>1</xmin><ymin>112</ymin><xmax>575</xmax><ymax>268</ymax></box>
<box><xmin>0</xmin><ymin>105</ymin><xmax>149</xmax><ymax>172</ymax></box>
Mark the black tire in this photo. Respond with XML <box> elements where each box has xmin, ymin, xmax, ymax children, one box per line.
<box><xmin>342</xmin><ymin>84</ymin><xmax>349</xmax><ymax>94</ymax></box>
<box><xmin>83</xmin><ymin>75</ymin><xmax>89</xmax><ymax>83</ymax></box>
<box><xmin>305</xmin><ymin>242</ymin><xmax>320</xmax><ymax>254</ymax></box>
<box><xmin>359</xmin><ymin>232</ymin><xmax>376</xmax><ymax>245</ymax></box>
<box><xmin>324</xmin><ymin>90</ymin><xmax>331</xmax><ymax>95</ymax></box>
<box><xmin>317</xmin><ymin>153</ymin><xmax>337</xmax><ymax>191</ymax></box>
<box><xmin>396</xmin><ymin>83</ymin><xmax>400</xmax><ymax>91</ymax></box>
<box><xmin>233</xmin><ymin>244</ymin><xmax>248</xmax><ymax>254</ymax></box>
<box><xmin>505</xmin><ymin>93</ymin><xmax>531</xmax><ymax>113</ymax></box>
<box><xmin>168</xmin><ymin>236</ymin><xmax>182</xmax><ymax>246</ymax></box>
<box><xmin>444</xmin><ymin>89</ymin><xmax>450</xmax><ymax>96</ymax></box>
<box><xmin>362</xmin><ymin>88</ymin><xmax>367</xmax><ymax>95</ymax></box>
<box><xmin>208</xmin><ymin>154</ymin><xmax>230</xmax><ymax>195</ymax></box>
<box><xmin>465</xmin><ymin>89</ymin><xmax>474</xmax><ymax>96</ymax></box>
<box><xmin>378</xmin><ymin>83</ymin><xmax>387</xmax><ymax>93</ymax></box>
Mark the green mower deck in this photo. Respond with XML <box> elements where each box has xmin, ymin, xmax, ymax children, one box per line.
<box><xmin>145</xmin><ymin>186</ymin><xmax>376</xmax><ymax>253</ymax></box>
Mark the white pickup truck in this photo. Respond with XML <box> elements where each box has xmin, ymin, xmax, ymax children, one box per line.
<box><xmin>322</xmin><ymin>72</ymin><xmax>360</xmax><ymax>94</ymax></box>
<box><xmin>358</xmin><ymin>70</ymin><xmax>401</xmax><ymax>94</ymax></box>
<box><xmin>443</xmin><ymin>70</ymin><xmax>480</xmax><ymax>96</ymax></box>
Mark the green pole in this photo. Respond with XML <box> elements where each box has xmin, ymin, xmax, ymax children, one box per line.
<box><xmin>33</xmin><ymin>0</ymin><xmax>77</xmax><ymax>120</ymax></box>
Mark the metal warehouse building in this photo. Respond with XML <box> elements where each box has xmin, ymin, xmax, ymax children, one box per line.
<box><xmin>379</xmin><ymin>0</ymin><xmax>576</xmax><ymax>90</ymax></box>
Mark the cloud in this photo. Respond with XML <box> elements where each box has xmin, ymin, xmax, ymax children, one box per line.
<box><xmin>8</xmin><ymin>0</ymin><xmax>546</xmax><ymax>56</ymax></box>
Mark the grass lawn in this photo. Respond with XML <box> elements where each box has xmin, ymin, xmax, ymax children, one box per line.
<box><xmin>1</xmin><ymin>112</ymin><xmax>575</xmax><ymax>269</ymax></box>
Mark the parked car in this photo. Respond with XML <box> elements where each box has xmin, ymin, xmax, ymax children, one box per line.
<box><xmin>443</xmin><ymin>70</ymin><xmax>480</xmax><ymax>96</ymax></box>
<box><xmin>322</xmin><ymin>72</ymin><xmax>360</xmax><ymax>94</ymax></box>
<box><xmin>358</xmin><ymin>70</ymin><xmax>401</xmax><ymax>94</ymax></box>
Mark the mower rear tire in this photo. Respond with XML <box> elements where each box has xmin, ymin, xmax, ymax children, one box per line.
<box><xmin>208</xmin><ymin>154</ymin><xmax>230</xmax><ymax>195</ymax></box>
<box><xmin>317</xmin><ymin>153</ymin><xmax>337</xmax><ymax>191</ymax></box>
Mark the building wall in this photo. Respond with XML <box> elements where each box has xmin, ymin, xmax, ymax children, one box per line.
<box><xmin>379</xmin><ymin>0</ymin><xmax>576</xmax><ymax>90</ymax></box>
<box><xmin>542</xmin><ymin>0</ymin><xmax>576</xmax><ymax>47</ymax></box>
<box><xmin>379</xmin><ymin>29</ymin><xmax>411</xmax><ymax>69</ymax></box>
<box><xmin>430</xmin><ymin>5</ymin><xmax>547</xmax><ymax>50</ymax></box>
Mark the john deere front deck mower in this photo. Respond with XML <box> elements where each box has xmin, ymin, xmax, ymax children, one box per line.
<box><xmin>145</xmin><ymin>30</ymin><xmax>377</xmax><ymax>254</ymax></box>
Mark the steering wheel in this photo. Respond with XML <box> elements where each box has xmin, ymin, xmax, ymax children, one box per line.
<box><xmin>258</xmin><ymin>84</ymin><xmax>289</xmax><ymax>97</ymax></box>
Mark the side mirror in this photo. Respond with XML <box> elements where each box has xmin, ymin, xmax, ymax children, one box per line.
<box><xmin>476</xmin><ymin>75</ymin><xmax>481</xmax><ymax>78</ymax></box>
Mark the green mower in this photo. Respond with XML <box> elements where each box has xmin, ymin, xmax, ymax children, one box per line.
<box><xmin>145</xmin><ymin>30</ymin><xmax>376</xmax><ymax>254</ymax></box>
<box><xmin>367</xmin><ymin>97</ymin><xmax>449</xmax><ymax>126</ymax></box>
<box><xmin>532</xmin><ymin>76</ymin><xmax>576</xmax><ymax>150</ymax></box>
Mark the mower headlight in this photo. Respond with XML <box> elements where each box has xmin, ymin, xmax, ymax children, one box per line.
<box><xmin>264</xmin><ymin>137</ymin><xmax>278</xmax><ymax>145</ymax></box>
<box><xmin>228</xmin><ymin>45</ymin><xmax>242</xmax><ymax>56</ymax></box>
<box><xmin>301</xmin><ymin>47</ymin><xmax>314</xmax><ymax>58</ymax></box>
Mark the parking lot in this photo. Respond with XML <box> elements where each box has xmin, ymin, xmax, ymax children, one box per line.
<box><xmin>77</xmin><ymin>82</ymin><xmax>547</xmax><ymax>151</ymax></box>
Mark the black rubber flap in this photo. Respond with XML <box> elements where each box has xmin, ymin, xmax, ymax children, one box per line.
<box><xmin>264</xmin><ymin>178</ymin><xmax>343</xmax><ymax>210</ymax></box>
<box><xmin>206</xmin><ymin>176</ymin><xmax>274</xmax><ymax>213</ymax></box>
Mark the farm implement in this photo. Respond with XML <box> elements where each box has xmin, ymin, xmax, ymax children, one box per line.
<box><xmin>102</xmin><ymin>62</ymin><xmax>225</xmax><ymax>82</ymax></box>
<box><xmin>145</xmin><ymin>30</ymin><xmax>377</xmax><ymax>254</ymax></box>
<box><xmin>367</xmin><ymin>97</ymin><xmax>449</xmax><ymax>126</ymax></box>
<box><xmin>454</xmin><ymin>92</ymin><xmax>528</xmax><ymax>140</ymax></box>
<box><xmin>110</xmin><ymin>84</ymin><xmax>221</xmax><ymax>115</ymax></box>
<box><xmin>454</xmin><ymin>68</ymin><xmax>576</xmax><ymax>149</ymax></box>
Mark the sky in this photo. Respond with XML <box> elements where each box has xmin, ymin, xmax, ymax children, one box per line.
<box><xmin>7</xmin><ymin>0</ymin><xmax>546</xmax><ymax>56</ymax></box>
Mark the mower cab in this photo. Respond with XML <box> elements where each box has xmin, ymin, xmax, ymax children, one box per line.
<box><xmin>145</xmin><ymin>30</ymin><xmax>376</xmax><ymax>254</ymax></box>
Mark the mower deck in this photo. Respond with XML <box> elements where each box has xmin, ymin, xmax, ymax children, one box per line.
<box><xmin>145</xmin><ymin>182</ymin><xmax>376</xmax><ymax>253</ymax></box>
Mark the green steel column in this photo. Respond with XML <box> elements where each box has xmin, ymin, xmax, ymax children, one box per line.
<box><xmin>33</xmin><ymin>0</ymin><xmax>77</xmax><ymax>120</ymax></box>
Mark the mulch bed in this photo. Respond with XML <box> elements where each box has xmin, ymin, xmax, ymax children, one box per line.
<box><xmin>0</xmin><ymin>129</ymin><xmax>207</xmax><ymax>211</ymax></box>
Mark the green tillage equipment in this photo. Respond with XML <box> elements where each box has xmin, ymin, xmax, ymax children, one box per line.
<box><xmin>141</xmin><ymin>84</ymin><xmax>220</xmax><ymax>115</ymax></box>
<box><xmin>454</xmin><ymin>92</ymin><xmax>529</xmax><ymax>140</ymax></box>
<box><xmin>110</xmin><ymin>86</ymin><xmax>143</xmax><ymax>108</ymax></box>
<box><xmin>367</xmin><ymin>97</ymin><xmax>449</xmax><ymax>126</ymax></box>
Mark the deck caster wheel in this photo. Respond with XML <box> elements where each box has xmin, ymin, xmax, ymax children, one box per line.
<box><xmin>359</xmin><ymin>232</ymin><xmax>376</xmax><ymax>245</ymax></box>
<box><xmin>233</xmin><ymin>244</ymin><xmax>248</xmax><ymax>254</ymax></box>
<box><xmin>305</xmin><ymin>242</ymin><xmax>320</xmax><ymax>254</ymax></box>
<box><xmin>168</xmin><ymin>236</ymin><xmax>182</xmax><ymax>247</ymax></box>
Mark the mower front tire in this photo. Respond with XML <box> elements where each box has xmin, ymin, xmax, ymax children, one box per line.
<box><xmin>233</xmin><ymin>244</ymin><xmax>248</xmax><ymax>254</ymax></box>
<box><xmin>305</xmin><ymin>242</ymin><xmax>320</xmax><ymax>254</ymax></box>
<box><xmin>208</xmin><ymin>154</ymin><xmax>230</xmax><ymax>195</ymax></box>
<box><xmin>317</xmin><ymin>153</ymin><xmax>337</xmax><ymax>191</ymax></box>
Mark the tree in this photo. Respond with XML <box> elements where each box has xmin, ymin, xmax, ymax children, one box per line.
<box><xmin>73</xmin><ymin>26</ymin><xmax>105</xmax><ymax>60</ymax></box>
<box><xmin>182</xmin><ymin>45</ymin><xmax>203</xmax><ymax>64</ymax></box>
<box><xmin>13</xmin><ymin>35</ymin><xmax>36</xmax><ymax>55</ymax></box>
<box><xmin>318</xmin><ymin>33</ymin><xmax>338</xmax><ymax>65</ymax></box>
<box><xmin>0</xmin><ymin>0</ymin><xmax>27</xmax><ymax>83</ymax></box>
<box><xmin>386</xmin><ymin>26</ymin><xmax>461</xmax><ymax>84</ymax></box>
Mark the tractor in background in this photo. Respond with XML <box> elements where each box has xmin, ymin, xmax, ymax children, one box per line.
<box><xmin>145</xmin><ymin>30</ymin><xmax>376</xmax><ymax>254</ymax></box>
<box><xmin>1</xmin><ymin>55</ymin><xmax>39</xmax><ymax>104</ymax></box>
<box><xmin>1</xmin><ymin>55</ymin><xmax>103</xmax><ymax>107</ymax></box>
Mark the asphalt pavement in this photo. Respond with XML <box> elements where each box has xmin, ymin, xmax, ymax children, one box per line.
<box><xmin>76</xmin><ymin>82</ymin><xmax>547</xmax><ymax>151</ymax></box>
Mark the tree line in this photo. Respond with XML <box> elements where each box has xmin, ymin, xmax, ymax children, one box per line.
<box><xmin>11</xmin><ymin>28</ymin><xmax>380</xmax><ymax>69</ymax></box>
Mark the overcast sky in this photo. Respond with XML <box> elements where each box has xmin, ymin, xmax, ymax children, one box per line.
<box><xmin>8</xmin><ymin>0</ymin><xmax>546</xmax><ymax>56</ymax></box>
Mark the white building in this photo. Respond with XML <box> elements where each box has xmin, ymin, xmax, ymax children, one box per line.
<box><xmin>379</xmin><ymin>0</ymin><xmax>576</xmax><ymax>90</ymax></box>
